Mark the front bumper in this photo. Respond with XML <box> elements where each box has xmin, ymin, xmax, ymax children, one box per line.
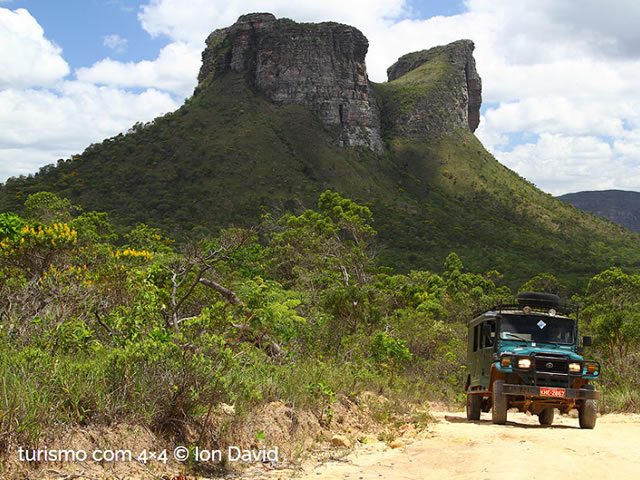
<box><xmin>503</xmin><ymin>384</ymin><xmax>600</xmax><ymax>400</ymax></box>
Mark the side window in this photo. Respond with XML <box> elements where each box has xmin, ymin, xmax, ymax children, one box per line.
<box><xmin>482</xmin><ymin>321</ymin><xmax>496</xmax><ymax>348</ymax></box>
<box><xmin>473</xmin><ymin>325</ymin><xmax>479</xmax><ymax>352</ymax></box>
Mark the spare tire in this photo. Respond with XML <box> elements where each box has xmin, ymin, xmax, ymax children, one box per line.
<box><xmin>517</xmin><ymin>292</ymin><xmax>560</xmax><ymax>309</ymax></box>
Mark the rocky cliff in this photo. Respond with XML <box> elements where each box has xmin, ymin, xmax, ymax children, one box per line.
<box><xmin>197</xmin><ymin>13</ymin><xmax>382</xmax><ymax>153</ymax></box>
<box><xmin>381</xmin><ymin>40</ymin><xmax>482</xmax><ymax>139</ymax></box>
<box><xmin>196</xmin><ymin>14</ymin><xmax>483</xmax><ymax>151</ymax></box>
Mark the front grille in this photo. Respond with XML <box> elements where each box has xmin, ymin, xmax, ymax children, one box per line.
<box><xmin>534</xmin><ymin>356</ymin><xmax>568</xmax><ymax>375</ymax></box>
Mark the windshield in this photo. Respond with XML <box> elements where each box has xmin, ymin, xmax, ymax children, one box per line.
<box><xmin>499</xmin><ymin>314</ymin><xmax>575</xmax><ymax>345</ymax></box>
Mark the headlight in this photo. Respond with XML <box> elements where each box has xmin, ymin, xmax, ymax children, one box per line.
<box><xmin>569</xmin><ymin>362</ymin><xmax>581</xmax><ymax>373</ymax></box>
<box><xmin>517</xmin><ymin>358</ymin><xmax>532</xmax><ymax>369</ymax></box>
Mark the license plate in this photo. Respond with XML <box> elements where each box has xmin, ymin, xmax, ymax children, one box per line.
<box><xmin>540</xmin><ymin>387</ymin><xmax>565</xmax><ymax>398</ymax></box>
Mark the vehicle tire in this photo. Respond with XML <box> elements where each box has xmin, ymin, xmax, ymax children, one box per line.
<box><xmin>579</xmin><ymin>385</ymin><xmax>597</xmax><ymax>429</ymax></box>
<box><xmin>466</xmin><ymin>393</ymin><xmax>482</xmax><ymax>421</ymax></box>
<box><xmin>538</xmin><ymin>407</ymin><xmax>554</xmax><ymax>426</ymax></box>
<box><xmin>517</xmin><ymin>292</ymin><xmax>560</xmax><ymax>308</ymax></box>
<box><xmin>579</xmin><ymin>400</ymin><xmax>597</xmax><ymax>429</ymax></box>
<box><xmin>492</xmin><ymin>380</ymin><xmax>507</xmax><ymax>425</ymax></box>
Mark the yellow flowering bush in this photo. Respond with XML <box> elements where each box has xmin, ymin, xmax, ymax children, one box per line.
<box><xmin>20</xmin><ymin>222</ymin><xmax>77</xmax><ymax>246</ymax></box>
<box><xmin>109</xmin><ymin>248</ymin><xmax>154</xmax><ymax>262</ymax></box>
<box><xmin>0</xmin><ymin>221</ymin><xmax>79</xmax><ymax>280</ymax></box>
<box><xmin>1</xmin><ymin>222</ymin><xmax>76</xmax><ymax>256</ymax></box>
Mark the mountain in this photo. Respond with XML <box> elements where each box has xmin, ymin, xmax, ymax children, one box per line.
<box><xmin>557</xmin><ymin>190</ymin><xmax>640</xmax><ymax>233</ymax></box>
<box><xmin>1</xmin><ymin>13</ymin><xmax>639</xmax><ymax>290</ymax></box>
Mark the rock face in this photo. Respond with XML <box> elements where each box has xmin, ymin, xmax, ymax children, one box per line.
<box><xmin>197</xmin><ymin>13</ymin><xmax>383</xmax><ymax>153</ymax></box>
<box><xmin>196</xmin><ymin>14</ymin><xmax>482</xmax><ymax>149</ymax></box>
<box><xmin>384</xmin><ymin>40</ymin><xmax>482</xmax><ymax>138</ymax></box>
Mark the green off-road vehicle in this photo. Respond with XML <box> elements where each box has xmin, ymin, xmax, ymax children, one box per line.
<box><xmin>465</xmin><ymin>292</ymin><xmax>600</xmax><ymax>428</ymax></box>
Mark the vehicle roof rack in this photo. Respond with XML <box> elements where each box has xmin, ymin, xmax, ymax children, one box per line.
<box><xmin>473</xmin><ymin>292</ymin><xmax>578</xmax><ymax>318</ymax></box>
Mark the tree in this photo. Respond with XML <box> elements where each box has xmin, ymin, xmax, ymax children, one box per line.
<box><xmin>69</xmin><ymin>212</ymin><xmax>117</xmax><ymax>244</ymax></box>
<box><xmin>581</xmin><ymin>267</ymin><xmax>640</xmax><ymax>388</ymax></box>
<box><xmin>519</xmin><ymin>273</ymin><xmax>567</xmax><ymax>297</ymax></box>
<box><xmin>269</xmin><ymin>190</ymin><xmax>377</xmax><ymax>289</ymax></box>
<box><xmin>265</xmin><ymin>192</ymin><xmax>380</xmax><ymax>349</ymax></box>
<box><xmin>165</xmin><ymin>229</ymin><xmax>252</xmax><ymax>333</ymax></box>
<box><xmin>371</xmin><ymin>330</ymin><xmax>412</xmax><ymax>386</ymax></box>
<box><xmin>126</xmin><ymin>223</ymin><xmax>174</xmax><ymax>253</ymax></box>
<box><xmin>440</xmin><ymin>252</ymin><xmax>510</xmax><ymax>322</ymax></box>
<box><xmin>23</xmin><ymin>192</ymin><xmax>77</xmax><ymax>224</ymax></box>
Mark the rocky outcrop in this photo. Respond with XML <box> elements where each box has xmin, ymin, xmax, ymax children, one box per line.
<box><xmin>196</xmin><ymin>15</ymin><xmax>482</xmax><ymax>150</ymax></box>
<box><xmin>383</xmin><ymin>40</ymin><xmax>482</xmax><ymax>139</ymax></box>
<box><xmin>197</xmin><ymin>13</ymin><xmax>382</xmax><ymax>153</ymax></box>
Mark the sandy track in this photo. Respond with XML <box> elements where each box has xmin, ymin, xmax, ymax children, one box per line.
<box><xmin>286</xmin><ymin>411</ymin><xmax>640</xmax><ymax>480</ymax></box>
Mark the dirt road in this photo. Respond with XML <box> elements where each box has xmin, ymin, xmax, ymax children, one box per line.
<box><xmin>287</xmin><ymin>411</ymin><xmax>640</xmax><ymax>480</ymax></box>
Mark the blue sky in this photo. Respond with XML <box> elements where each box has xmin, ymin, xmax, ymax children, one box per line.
<box><xmin>7</xmin><ymin>0</ymin><xmax>464</xmax><ymax>72</ymax></box>
<box><xmin>1</xmin><ymin>0</ymin><xmax>639</xmax><ymax>195</ymax></box>
<box><xmin>7</xmin><ymin>1</ymin><xmax>167</xmax><ymax>67</ymax></box>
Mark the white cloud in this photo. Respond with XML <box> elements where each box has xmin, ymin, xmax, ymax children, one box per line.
<box><xmin>464</xmin><ymin>0</ymin><xmax>640</xmax><ymax>62</ymax></box>
<box><xmin>3</xmin><ymin>0</ymin><xmax>640</xmax><ymax>197</ymax></box>
<box><xmin>459</xmin><ymin>0</ymin><xmax>640</xmax><ymax>194</ymax></box>
<box><xmin>76</xmin><ymin>41</ymin><xmax>200</xmax><ymax>98</ymax></box>
<box><xmin>103</xmin><ymin>34</ymin><xmax>128</xmax><ymax>54</ymax></box>
<box><xmin>0</xmin><ymin>84</ymin><xmax>179</xmax><ymax>181</ymax></box>
<box><xmin>497</xmin><ymin>133</ymin><xmax>620</xmax><ymax>195</ymax></box>
<box><xmin>481</xmin><ymin>97</ymin><xmax>629</xmax><ymax>139</ymax></box>
<box><xmin>0</xmin><ymin>8</ymin><xmax>70</xmax><ymax>88</ymax></box>
<box><xmin>137</xmin><ymin>0</ymin><xmax>408</xmax><ymax>46</ymax></box>
<box><xmin>0</xmin><ymin>7</ymin><xmax>181</xmax><ymax>184</ymax></box>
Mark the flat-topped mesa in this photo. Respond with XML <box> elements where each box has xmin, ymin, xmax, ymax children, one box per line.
<box><xmin>384</xmin><ymin>39</ymin><xmax>482</xmax><ymax>138</ymax></box>
<box><xmin>197</xmin><ymin>13</ymin><xmax>383</xmax><ymax>153</ymax></box>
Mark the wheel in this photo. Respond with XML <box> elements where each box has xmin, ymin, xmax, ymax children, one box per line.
<box><xmin>466</xmin><ymin>393</ymin><xmax>482</xmax><ymax>420</ymax></box>
<box><xmin>579</xmin><ymin>385</ymin><xmax>597</xmax><ymax>429</ymax></box>
<box><xmin>538</xmin><ymin>407</ymin><xmax>554</xmax><ymax>425</ymax></box>
<box><xmin>492</xmin><ymin>380</ymin><xmax>507</xmax><ymax>425</ymax></box>
<box><xmin>579</xmin><ymin>400</ymin><xmax>597</xmax><ymax>429</ymax></box>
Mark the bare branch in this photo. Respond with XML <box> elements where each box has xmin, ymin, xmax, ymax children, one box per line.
<box><xmin>199</xmin><ymin>278</ymin><xmax>242</xmax><ymax>305</ymax></box>
<box><xmin>93</xmin><ymin>311</ymin><xmax>122</xmax><ymax>337</ymax></box>
<box><xmin>167</xmin><ymin>228</ymin><xmax>254</xmax><ymax>331</ymax></box>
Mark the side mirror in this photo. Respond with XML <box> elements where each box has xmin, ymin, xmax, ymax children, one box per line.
<box><xmin>583</xmin><ymin>336</ymin><xmax>592</xmax><ymax>347</ymax></box>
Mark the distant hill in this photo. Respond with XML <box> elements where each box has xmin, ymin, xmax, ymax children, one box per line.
<box><xmin>557</xmin><ymin>190</ymin><xmax>640</xmax><ymax>233</ymax></box>
<box><xmin>1</xmin><ymin>13</ymin><xmax>639</xmax><ymax>290</ymax></box>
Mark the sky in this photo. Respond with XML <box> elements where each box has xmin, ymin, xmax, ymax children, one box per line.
<box><xmin>1</xmin><ymin>0</ymin><xmax>639</xmax><ymax>196</ymax></box>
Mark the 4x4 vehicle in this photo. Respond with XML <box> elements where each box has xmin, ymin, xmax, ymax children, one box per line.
<box><xmin>465</xmin><ymin>292</ymin><xmax>600</xmax><ymax>428</ymax></box>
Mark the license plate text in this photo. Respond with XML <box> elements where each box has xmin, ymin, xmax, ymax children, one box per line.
<box><xmin>540</xmin><ymin>387</ymin><xmax>565</xmax><ymax>398</ymax></box>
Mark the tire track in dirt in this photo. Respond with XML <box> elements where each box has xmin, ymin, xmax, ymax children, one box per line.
<box><xmin>282</xmin><ymin>411</ymin><xmax>640</xmax><ymax>480</ymax></box>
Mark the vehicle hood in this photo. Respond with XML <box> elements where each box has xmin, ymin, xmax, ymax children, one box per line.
<box><xmin>497</xmin><ymin>343</ymin><xmax>583</xmax><ymax>361</ymax></box>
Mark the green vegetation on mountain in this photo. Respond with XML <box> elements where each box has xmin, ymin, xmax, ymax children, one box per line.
<box><xmin>1</xmin><ymin>68</ymin><xmax>638</xmax><ymax>291</ymax></box>
<box><xmin>558</xmin><ymin>189</ymin><xmax>640</xmax><ymax>233</ymax></box>
<box><xmin>1</xmin><ymin>17</ymin><xmax>639</xmax><ymax>293</ymax></box>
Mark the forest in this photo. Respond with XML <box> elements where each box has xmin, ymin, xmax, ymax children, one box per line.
<box><xmin>1</xmin><ymin>189</ymin><xmax>639</xmax><ymax>455</ymax></box>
